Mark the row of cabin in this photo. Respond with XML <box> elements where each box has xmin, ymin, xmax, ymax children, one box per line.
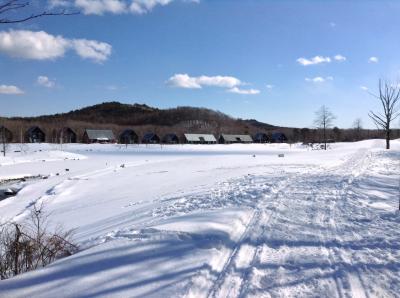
<box><xmin>0</xmin><ymin>126</ymin><xmax>288</xmax><ymax>144</ymax></box>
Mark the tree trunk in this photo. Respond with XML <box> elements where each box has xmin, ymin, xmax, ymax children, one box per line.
<box><xmin>13</xmin><ymin>225</ymin><xmax>21</xmax><ymax>276</ymax></box>
<box><xmin>2</xmin><ymin>126</ymin><xmax>6</xmax><ymax>157</ymax></box>
<box><xmin>386</xmin><ymin>128</ymin><xmax>390</xmax><ymax>150</ymax></box>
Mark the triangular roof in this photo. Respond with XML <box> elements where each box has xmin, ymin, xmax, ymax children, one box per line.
<box><xmin>142</xmin><ymin>132</ymin><xmax>159</xmax><ymax>140</ymax></box>
<box><xmin>184</xmin><ymin>134</ymin><xmax>216</xmax><ymax>142</ymax></box>
<box><xmin>220</xmin><ymin>134</ymin><xmax>253</xmax><ymax>142</ymax></box>
<box><xmin>27</xmin><ymin>126</ymin><xmax>44</xmax><ymax>134</ymax></box>
<box><xmin>120</xmin><ymin>129</ymin><xmax>137</xmax><ymax>136</ymax></box>
<box><xmin>85</xmin><ymin>129</ymin><xmax>115</xmax><ymax>140</ymax></box>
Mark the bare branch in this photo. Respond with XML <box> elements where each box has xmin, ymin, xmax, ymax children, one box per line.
<box><xmin>368</xmin><ymin>78</ymin><xmax>400</xmax><ymax>149</ymax></box>
<box><xmin>0</xmin><ymin>1</ymin><xmax>79</xmax><ymax>24</ymax></box>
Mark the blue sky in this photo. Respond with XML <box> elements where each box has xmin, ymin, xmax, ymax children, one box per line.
<box><xmin>1</xmin><ymin>0</ymin><xmax>400</xmax><ymax>128</ymax></box>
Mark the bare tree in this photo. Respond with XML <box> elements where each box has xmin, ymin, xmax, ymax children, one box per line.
<box><xmin>332</xmin><ymin>126</ymin><xmax>341</xmax><ymax>142</ymax></box>
<box><xmin>314</xmin><ymin>105</ymin><xmax>336</xmax><ymax>150</ymax></box>
<box><xmin>368</xmin><ymin>79</ymin><xmax>400</xmax><ymax>149</ymax></box>
<box><xmin>0</xmin><ymin>0</ymin><xmax>77</xmax><ymax>24</ymax></box>
<box><xmin>352</xmin><ymin>118</ymin><xmax>363</xmax><ymax>141</ymax></box>
<box><xmin>0</xmin><ymin>125</ymin><xmax>10</xmax><ymax>157</ymax></box>
<box><xmin>1</xmin><ymin>126</ymin><xmax>6</xmax><ymax>157</ymax></box>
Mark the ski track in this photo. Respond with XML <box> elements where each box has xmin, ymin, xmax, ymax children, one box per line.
<box><xmin>183</xmin><ymin>147</ymin><xmax>400</xmax><ymax>298</ymax></box>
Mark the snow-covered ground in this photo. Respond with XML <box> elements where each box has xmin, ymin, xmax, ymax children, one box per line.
<box><xmin>0</xmin><ymin>140</ymin><xmax>399</xmax><ymax>297</ymax></box>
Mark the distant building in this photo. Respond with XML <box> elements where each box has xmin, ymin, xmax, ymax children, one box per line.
<box><xmin>142</xmin><ymin>132</ymin><xmax>160</xmax><ymax>144</ymax></box>
<box><xmin>25</xmin><ymin>126</ymin><xmax>45</xmax><ymax>143</ymax></box>
<box><xmin>60</xmin><ymin>127</ymin><xmax>77</xmax><ymax>143</ymax></box>
<box><xmin>271</xmin><ymin>132</ymin><xmax>288</xmax><ymax>143</ymax></box>
<box><xmin>0</xmin><ymin>126</ymin><xmax>13</xmax><ymax>143</ymax></box>
<box><xmin>184</xmin><ymin>133</ymin><xmax>217</xmax><ymax>144</ymax></box>
<box><xmin>219</xmin><ymin>134</ymin><xmax>253</xmax><ymax>144</ymax></box>
<box><xmin>162</xmin><ymin>133</ymin><xmax>179</xmax><ymax>144</ymax></box>
<box><xmin>253</xmin><ymin>132</ymin><xmax>269</xmax><ymax>143</ymax></box>
<box><xmin>119</xmin><ymin>129</ymin><xmax>138</xmax><ymax>144</ymax></box>
<box><xmin>82</xmin><ymin>129</ymin><xmax>115</xmax><ymax>143</ymax></box>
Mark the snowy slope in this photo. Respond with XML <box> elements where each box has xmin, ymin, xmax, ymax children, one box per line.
<box><xmin>0</xmin><ymin>140</ymin><xmax>399</xmax><ymax>297</ymax></box>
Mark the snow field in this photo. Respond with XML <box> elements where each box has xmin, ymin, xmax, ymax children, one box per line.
<box><xmin>0</xmin><ymin>140</ymin><xmax>399</xmax><ymax>297</ymax></box>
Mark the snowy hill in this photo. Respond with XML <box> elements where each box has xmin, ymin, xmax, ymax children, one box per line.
<box><xmin>0</xmin><ymin>140</ymin><xmax>399</xmax><ymax>297</ymax></box>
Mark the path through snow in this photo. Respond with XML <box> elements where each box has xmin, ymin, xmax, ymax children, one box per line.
<box><xmin>0</xmin><ymin>141</ymin><xmax>399</xmax><ymax>297</ymax></box>
<box><xmin>185</xmin><ymin>148</ymin><xmax>400</xmax><ymax>298</ymax></box>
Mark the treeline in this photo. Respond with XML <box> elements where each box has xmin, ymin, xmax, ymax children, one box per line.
<box><xmin>1</xmin><ymin>101</ymin><xmax>399</xmax><ymax>143</ymax></box>
<box><xmin>285</xmin><ymin>127</ymin><xmax>400</xmax><ymax>143</ymax></box>
<box><xmin>1</xmin><ymin>102</ymin><xmax>276</xmax><ymax>143</ymax></box>
<box><xmin>2</xmin><ymin>118</ymin><xmax>397</xmax><ymax>144</ymax></box>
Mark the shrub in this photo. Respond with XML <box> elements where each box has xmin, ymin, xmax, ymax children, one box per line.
<box><xmin>0</xmin><ymin>203</ymin><xmax>77</xmax><ymax>280</ymax></box>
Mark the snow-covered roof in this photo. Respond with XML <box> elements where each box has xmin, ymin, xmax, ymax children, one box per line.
<box><xmin>85</xmin><ymin>129</ymin><xmax>115</xmax><ymax>140</ymax></box>
<box><xmin>220</xmin><ymin>134</ymin><xmax>253</xmax><ymax>142</ymax></box>
<box><xmin>184</xmin><ymin>134</ymin><xmax>217</xmax><ymax>142</ymax></box>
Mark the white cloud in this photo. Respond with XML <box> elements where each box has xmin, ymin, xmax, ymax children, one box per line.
<box><xmin>49</xmin><ymin>0</ymin><xmax>70</xmax><ymax>7</ymax></box>
<box><xmin>368</xmin><ymin>56</ymin><xmax>379</xmax><ymax>63</ymax></box>
<box><xmin>75</xmin><ymin>0</ymin><xmax>127</xmax><ymax>15</ymax></box>
<box><xmin>0</xmin><ymin>30</ymin><xmax>111</xmax><ymax>63</ymax></box>
<box><xmin>72</xmin><ymin>39</ymin><xmax>112</xmax><ymax>62</ymax></box>
<box><xmin>130</xmin><ymin>0</ymin><xmax>173</xmax><ymax>14</ymax></box>
<box><xmin>360</xmin><ymin>86</ymin><xmax>368</xmax><ymax>91</ymax></box>
<box><xmin>167</xmin><ymin>74</ymin><xmax>242</xmax><ymax>89</ymax></box>
<box><xmin>37</xmin><ymin>76</ymin><xmax>55</xmax><ymax>88</ymax></box>
<box><xmin>167</xmin><ymin>73</ymin><xmax>259</xmax><ymax>95</ymax></box>
<box><xmin>50</xmin><ymin>0</ymin><xmax>198</xmax><ymax>15</ymax></box>
<box><xmin>266</xmin><ymin>84</ymin><xmax>274</xmax><ymax>89</ymax></box>
<box><xmin>305</xmin><ymin>76</ymin><xmax>333</xmax><ymax>83</ymax></box>
<box><xmin>0</xmin><ymin>84</ymin><xmax>24</xmax><ymax>95</ymax></box>
<box><xmin>0</xmin><ymin>30</ymin><xmax>69</xmax><ymax>60</ymax></box>
<box><xmin>196</xmin><ymin>75</ymin><xmax>241</xmax><ymax>88</ymax></box>
<box><xmin>297</xmin><ymin>55</ymin><xmax>347</xmax><ymax>65</ymax></box>
<box><xmin>334</xmin><ymin>54</ymin><xmax>346</xmax><ymax>62</ymax></box>
<box><xmin>297</xmin><ymin>56</ymin><xmax>331</xmax><ymax>66</ymax></box>
<box><xmin>227</xmin><ymin>87</ymin><xmax>260</xmax><ymax>95</ymax></box>
<box><xmin>167</xmin><ymin>73</ymin><xmax>202</xmax><ymax>88</ymax></box>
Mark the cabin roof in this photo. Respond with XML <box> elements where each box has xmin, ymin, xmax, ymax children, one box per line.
<box><xmin>120</xmin><ymin>129</ymin><xmax>137</xmax><ymax>136</ymax></box>
<box><xmin>272</xmin><ymin>132</ymin><xmax>286</xmax><ymax>137</ymax></box>
<box><xmin>220</xmin><ymin>134</ymin><xmax>253</xmax><ymax>142</ymax></box>
<box><xmin>61</xmin><ymin>127</ymin><xmax>76</xmax><ymax>134</ymax></box>
<box><xmin>85</xmin><ymin>129</ymin><xmax>115</xmax><ymax>140</ymax></box>
<box><xmin>184</xmin><ymin>133</ymin><xmax>217</xmax><ymax>142</ymax></box>
<box><xmin>27</xmin><ymin>126</ymin><xmax>44</xmax><ymax>134</ymax></box>
<box><xmin>142</xmin><ymin>132</ymin><xmax>159</xmax><ymax>140</ymax></box>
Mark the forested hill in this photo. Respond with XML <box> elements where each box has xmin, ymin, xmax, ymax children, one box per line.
<box><xmin>1</xmin><ymin>102</ymin><xmax>393</xmax><ymax>142</ymax></box>
<box><xmin>2</xmin><ymin>101</ymin><xmax>278</xmax><ymax>138</ymax></box>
